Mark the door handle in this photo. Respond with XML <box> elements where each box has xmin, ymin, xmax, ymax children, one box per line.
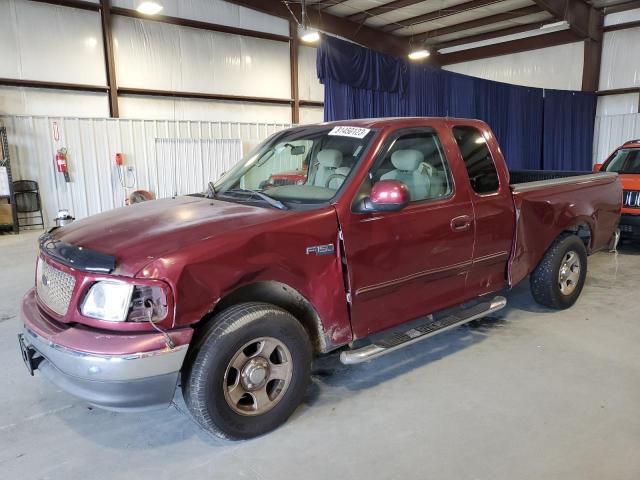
<box><xmin>450</xmin><ymin>215</ymin><xmax>472</xmax><ymax>232</ymax></box>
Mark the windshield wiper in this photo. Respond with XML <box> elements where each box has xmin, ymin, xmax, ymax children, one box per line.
<box><xmin>207</xmin><ymin>181</ymin><xmax>216</xmax><ymax>199</ymax></box>
<box><xmin>221</xmin><ymin>188</ymin><xmax>288</xmax><ymax>210</ymax></box>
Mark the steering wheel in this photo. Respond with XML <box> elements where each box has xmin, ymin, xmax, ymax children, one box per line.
<box><xmin>325</xmin><ymin>173</ymin><xmax>347</xmax><ymax>189</ymax></box>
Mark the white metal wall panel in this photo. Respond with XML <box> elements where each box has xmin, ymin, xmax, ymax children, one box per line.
<box><xmin>604</xmin><ymin>8</ymin><xmax>640</xmax><ymax>26</ymax></box>
<box><xmin>443</xmin><ymin>41</ymin><xmax>584</xmax><ymax>90</ymax></box>
<box><xmin>0</xmin><ymin>0</ymin><xmax>105</xmax><ymax>85</ymax></box>
<box><xmin>299</xmin><ymin>107</ymin><xmax>324</xmax><ymax>125</ymax></box>
<box><xmin>113</xmin><ymin>16</ymin><xmax>291</xmax><ymax>99</ymax></box>
<box><xmin>599</xmin><ymin>27</ymin><xmax>640</xmax><ymax>91</ymax></box>
<box><xmin>111</xmin><ymin>0</ymin><xmax>289</xmax><ymax>36</ymax></box>
<box><xmin>1</xmin><ymin>115</ymin><xmax>291</xmax><ymax>226</ymax></box>
<box><xmin>117</xmin><ymin>96</ymin><xmax>292</xmax><ymax>123</ymax></box>
<box><xmin>593</xmin><ymin>114</ymin><xmax>640</xmax><ymax>163</ymax></box>
<box><xmin>0</xmin><ymin>87</ymin><xmax>109</xmax><ymax>117</ymax></box>
<box><xmin>298</xmin><ymin>46</ymin><xmax>324</xmax><ymax>102</ymax></box>
<box><xmin>596</xmin><ymin>94</ymin><xmax>639</xmax><ymax>117</ymax></box>
<box><xmin>155</xmin><ymin>138</ymin><xmax>242</xmax><ymax>197</ymax></box>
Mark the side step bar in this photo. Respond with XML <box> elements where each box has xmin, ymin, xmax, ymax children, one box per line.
<box><xmin>340</xmin><ymin>296</ymin><xmax>507</xmax><ymax>365</ymax></box>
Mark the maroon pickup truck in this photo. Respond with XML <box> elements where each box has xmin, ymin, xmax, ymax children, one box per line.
<box><xmin>19</xmin><ymin>118</ymin><xmax>621</xmax><ymax>440</ymax></box>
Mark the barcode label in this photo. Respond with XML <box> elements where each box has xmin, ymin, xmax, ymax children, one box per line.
<box><xmin>328</xmin><ymin>126</ymin><xmax>371</xmax><ymax>139</ymax></box>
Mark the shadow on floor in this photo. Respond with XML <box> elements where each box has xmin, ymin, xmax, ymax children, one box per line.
<box><xmin>306</xmin><ymin>313</ymin><xmax>510</xmax><ymax>407</ymax></box>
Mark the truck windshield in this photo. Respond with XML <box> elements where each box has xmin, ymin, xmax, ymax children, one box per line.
<box><xmin>213</xmin><ymin>125</ymin><xmax>377</xmax><ymax>206</ymax></box>
<box><xmin>603</xmin><ymin>148</ymin><xmax>640</xmax><ymax>174</ymax></box>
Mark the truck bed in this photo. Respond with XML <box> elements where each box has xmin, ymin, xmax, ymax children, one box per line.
<box><xmin>509</xmin><ymin>169</ymin><xmax>596</xmax><ymax>189</ymax></box>
<box><xmin>507</xmin><ymin>170</ymin><xmax>621</xmax><ymax>286</ymax></box>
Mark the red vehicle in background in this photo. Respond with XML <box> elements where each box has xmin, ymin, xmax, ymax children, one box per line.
<box><xmin>259</xmin><ymin>166</ymin><xmax>308</xmax><ymax>189</ymax></box>
<box><xmin>595</xmin><ymin>140</ymin><xmax>640</xmax><ymax>240</ymax></box>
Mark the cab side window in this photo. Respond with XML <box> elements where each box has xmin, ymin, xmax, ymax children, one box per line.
<box><xmin>453</xmin><ymin>126</ymin><xmax>500</xmax><ymax>194</ymax></box>
<box><xmin>371</xmin><ymin>130</ymin><xmax>453</xmax><ymax>202</ymax></box>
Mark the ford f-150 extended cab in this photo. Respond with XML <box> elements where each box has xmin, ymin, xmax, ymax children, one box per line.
<box><xmin>19</xmin><ymin>118</ymin><xmax>621</xmax><ymax>440</ymax></box>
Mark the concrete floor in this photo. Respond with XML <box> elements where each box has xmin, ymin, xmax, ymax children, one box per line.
<box><xmin>1</xmin><ymin>230</ymin><xmax>639</xmax><ymax>480</ymax></box>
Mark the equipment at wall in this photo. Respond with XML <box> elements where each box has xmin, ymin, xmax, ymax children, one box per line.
<box><xmin>55</xmin><ymin>148</ymin><xmax>70</xmax><ymax>182</ymax></box>
<box><xmin>115</xmin><ymin>152</ymin><xmax>137</xmax><ymax>205</ymax></box>
<box><xmin>13</xmin><ymin>180</ymin><xmax>45</xmax><ymax>230</ymax></box>
<box><xmin>0</xmin><ymin>124</ymin><xmax>19</xmax><ymax>233</ymax></box>
<box><xmin>54</xmin><ymin>209</ymin><xmax>75</xmax><ymax>227</ymax></box>
<box><xmin>129</xmin><ymin>190</ymin><xmax>155</xmax><ymax>204</ymax></box>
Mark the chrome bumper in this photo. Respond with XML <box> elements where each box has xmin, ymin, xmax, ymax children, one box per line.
<box><xmin>20</xmin><ymin>289</ymin><xmax>191</xmax><ymax>411</ymax></box>
<box><xmin>22</xmin><ymin>326</ymin><xmax>188</xmax><ymax>382</ymax></box>
<box><xmin>21</xmin><ymin>327</ymin><xmax>188</xmax><ymax>411</ymax></box>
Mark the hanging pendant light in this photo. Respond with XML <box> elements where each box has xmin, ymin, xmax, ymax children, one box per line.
<box><xmin>136</xmin><ymin>1</ymin><xmax>163</xmax><ymax>15</ymax></box>
<box><xmin>297</xmin><ymin>0</ymin><xmax>319</xmax><ymax>43</ymax></box>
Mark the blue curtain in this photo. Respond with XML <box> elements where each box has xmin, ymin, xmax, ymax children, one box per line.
<box><xmin>317</xmin><ymin>35</ymin><xmax>595</xmax><ymax>171</ymax></box>
<box><xmin>542</xmin><ymin>90</ymin><xmax>596</xmax><ymax>171</ymax></box>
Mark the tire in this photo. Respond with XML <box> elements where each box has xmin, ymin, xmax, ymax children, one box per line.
<box><xmin>182</xmin><ymin>302</ymin><xmax>312</xmax><ymax>440</ymax></box>
<box><xmin>530</xmin><ymin>233</ymin><xmax>588</xmax><ymax>309</ymax></box>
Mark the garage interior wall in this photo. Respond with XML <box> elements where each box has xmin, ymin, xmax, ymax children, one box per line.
<box><xmin>1</xmin><ymin>115</ymin><xmax>290</xmax><ymax>226</ymax></box>
<box><xmin>0</xmin><ymin>0</ymin><xmax>322</xmax><ymax>225</ymax></box>
<box><xmin>0</xmin><ymin>0</ymin><xmax>324</xmax><ymax>122</ymax></box>
<box><xmin>592</xmin><ymin>8</ymin><xmax>640</xmax><ymax>163</ymax></box>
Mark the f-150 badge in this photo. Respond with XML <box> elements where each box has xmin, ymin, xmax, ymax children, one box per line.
<box><xmin>306</xmin><ymin>244</ymin><xmax>335</xmax><ymax>256</ymax></box>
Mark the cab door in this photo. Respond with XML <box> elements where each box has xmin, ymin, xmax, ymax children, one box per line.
<box><xmin>450</xmin><ymin>124</ymin><xmax>515</xmax><ymax>297</ymax></box>
<box><xmin>337</xmin><ymin>127</ymin><xmax>476</xmax><ymax>339</ymax></box>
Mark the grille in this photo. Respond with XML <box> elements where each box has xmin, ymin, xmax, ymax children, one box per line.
<box><xmin>36</xmin><ymin>257</ymin><xmax>76</xmax><ymax>315</ymax></box>
<box><xmin>623</xmin><ymin>190</ymin><xmax>640</xmax><ymax>209</ymax></box>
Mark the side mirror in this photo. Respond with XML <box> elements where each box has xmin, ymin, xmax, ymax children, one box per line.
<box><xmin>355</xmin><ymin>180</ymin><xmax>410</xmax><ymax>213</ymax></box>
<box><xmin>593</xmin><ymin>163</ymin><xmax>603</xmax><ymax>172</ymax></box>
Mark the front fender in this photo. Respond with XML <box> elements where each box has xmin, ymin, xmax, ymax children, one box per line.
<box><xmin>137</xmin><ymin>207</ymin><xmax>353</xmax><ymax>348</ymax></box>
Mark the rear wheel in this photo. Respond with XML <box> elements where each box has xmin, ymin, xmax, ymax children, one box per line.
<box><xmin>530</xmin><ymin>233</ymin><xmax>587</xmax><ymax>309</ymax></box>
<box><xmin>182</xmin><ymin>302</ymin><xmax>312</xmax><ymax>440</ymax></box>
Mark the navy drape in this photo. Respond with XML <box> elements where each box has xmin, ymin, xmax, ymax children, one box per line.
<box><xmin>542</xmin><ymin>90</ymin><xmax>596</xmax><ymax>171</ymax></box>
<box><xmin>317</xmin><ymin>35</ymin><xmax>596</xmax><ymax>171</ymax></box>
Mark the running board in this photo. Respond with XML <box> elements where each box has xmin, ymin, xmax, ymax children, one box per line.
<box><xmin>339</xmin><ymin>296</ymin><xmax>507</xmax><ymax>365</ymax></box>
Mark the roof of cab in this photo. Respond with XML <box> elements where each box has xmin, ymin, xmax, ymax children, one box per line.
<box><xmin>309</xmin><ymin>117</ymin><xmax>487</xmax><ymax>129</ymax></box>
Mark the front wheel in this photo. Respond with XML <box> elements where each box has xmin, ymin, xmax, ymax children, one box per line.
<box><xmin>530</xmin><ymin>233</ymin><xmax>588</xmax><ymax>309</ymax></box>
<box><xmin>182</xmin><ymin>302</ymin><xmax>312</xmax><ymax>440</ymax></box>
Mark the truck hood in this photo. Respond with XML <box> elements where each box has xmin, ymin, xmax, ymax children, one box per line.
<box><xmin>50</xmin><ymin>196</ymin><xmax>287</xmax><ymax>276</ymax></box>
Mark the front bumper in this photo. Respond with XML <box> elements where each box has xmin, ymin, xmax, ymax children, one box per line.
<box><xmin>20</xmin><ymin>288</ymin><xmax>192</xmax><ymax>411</ymax></box>
<box><xmin>619</xmin><ymin>213</ymin><xmax>640</xmax><ymax>240</ymax></box>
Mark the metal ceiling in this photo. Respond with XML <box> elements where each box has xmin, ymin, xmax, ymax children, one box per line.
<box><xmin>299</xmin><ymin>0</ymin><xmax>633</xmax><ymax>49</ymax></box>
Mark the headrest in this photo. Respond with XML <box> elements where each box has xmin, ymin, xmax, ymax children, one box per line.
<box><xmin>317</xmin><ymin>149</ymin><xmax>343</xmax><ymax>167</ymax></box>
<box><xmin>391</xmin><ymin>150</ymin><xmax>424</xmax><ymax>171</ymax></box>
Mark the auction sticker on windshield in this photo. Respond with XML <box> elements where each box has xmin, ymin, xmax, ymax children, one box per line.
<box><xmin>328</xmin><ymin>126</ymin><xmax>371</xmax><ymax>139</ymax></box>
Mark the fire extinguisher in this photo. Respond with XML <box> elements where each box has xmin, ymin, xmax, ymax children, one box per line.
<box><xmin>56</xmin><ymin>148</ymin><xmax>70</xmax><ymax>183</ymax></box>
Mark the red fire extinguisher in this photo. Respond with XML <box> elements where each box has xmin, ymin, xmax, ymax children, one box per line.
<box><xmin>56</xmin><ymin>148</ymin><xmax>70</xmax><ymax>183</ymax></box>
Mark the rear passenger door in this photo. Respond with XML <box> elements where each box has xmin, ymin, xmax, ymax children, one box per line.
<box><xmin>451</xmin><ymin>125</ymin><xmax>515</xmax><ymax>297</ymax></box>
<box><xmin>338</xmin><ymin>127</ymin><xmax>476</xmax><ymax>338</ymax></box>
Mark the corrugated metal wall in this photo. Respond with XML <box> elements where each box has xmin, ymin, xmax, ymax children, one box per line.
<box><xmin>2</xmin><ymin>115</ymin><xmax>291</xmax><ymax>226</ymax></box>
<box><xmin>154</xmin><ymin>138</ymin><xmax>242</xmax><ymax>198</ymax></box>
<box><xmin>593</xmin><ymin>113</ymin><xmax>640</xmax><ymax>163</ymax></box>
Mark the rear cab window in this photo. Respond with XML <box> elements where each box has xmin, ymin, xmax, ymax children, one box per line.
<box><xmin>453</xmin><ymin>126</ymin><xmax>500</xmax><ymax>195</ymax></box>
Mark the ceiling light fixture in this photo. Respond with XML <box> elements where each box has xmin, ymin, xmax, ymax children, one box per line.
<box><xmin>408</xmin><ymin>48</ymin><xmax>431</xmax><ymax>61</ymax></box>
<box><xmin>136</xmin><ymin>1</ymin><xmax>163</xmax><ymax>15</ymax></box>
<box><xmin>299</xmin><ymin>27</ymin><xmax>320</xmax><ymax>43</ymax></box>
<box><xmin>540</xmin><ymin>20</ymin><xmax>569</xmax><ymax>30</ymax></box>
<box><xmin>297</xmin><ymin>0</ymin><xmax>320</xmax><ymax>43</ymax></box>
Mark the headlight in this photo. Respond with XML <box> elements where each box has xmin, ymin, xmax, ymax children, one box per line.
<box><xmin>81</xmin><ymin>281</ymin><xmax>133</xmax><ymax>322</ymax></box>
<box><xmin>81</xmin><ymin>281</ymin><xmax>168</xmax><ymax>323</ymax></box>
